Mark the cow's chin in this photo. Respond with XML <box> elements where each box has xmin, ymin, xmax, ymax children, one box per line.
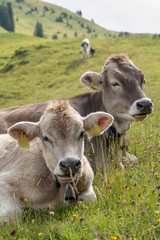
<box><xmin>113</xmin><ymin>114</ymin><xmax>133</xmax><ymax>134</ymax></box>
<box><xmin>132</xmin><ymin>114</ymin><xmax>147</xmax><ymax>121</ymax></box>
<box><xmin>114</xmin><ymin>121</ymin><xmax>131</xmax><ymax>134</ymax></box>
<box><xmin>57</xmin><ymin>173</ymin><xmax>78</xmax><ymax>183</ymax></box>
<box><xmin>114</xmin><ymin>112</ymin><xmax>148</xmax><ymax>134</ymax></box>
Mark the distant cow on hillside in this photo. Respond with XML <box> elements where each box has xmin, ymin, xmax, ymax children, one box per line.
<box><xmin>81</xmin><ymin>38</ymin><xmax>95</xmax><ymax>62</ymax></box>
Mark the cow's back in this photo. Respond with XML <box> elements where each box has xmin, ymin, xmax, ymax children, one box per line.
<box><xmin>0</xmin><ymin>102</ymin><xmax>48</xmax><ymax>133</ymax></box>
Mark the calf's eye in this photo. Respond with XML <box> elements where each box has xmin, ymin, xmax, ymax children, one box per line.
<box><xmin>79</xmin><ymin>131</ymin><xmax>85</xmax><ymax>140</ymax></box>
<box><xmin>43</xmin><ymin>136</ymin><xmax>54</xmax><ymax>148</ymax></box>
<box><xmin>43</xmin><ymin>136</ymin><xmax>49</xmax><ymax>142</ymax></box>
<box><xmin>111</xmin><ymin>82</ymin><xmax>120</xmax><ymax>87</ymax></box>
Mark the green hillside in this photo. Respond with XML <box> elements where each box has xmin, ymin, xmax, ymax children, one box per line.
<box><xmin>0</xmin><ymin>0</ymin><xmax>116</xmax><ymax>39</ymax></box>
<box><xmin>0</xmin><ymin>33</ymin><xmax>160</xmax><ymax>239</ymax></box>
<box><xmin>0</xmin><ymin>26</ymin><xmax>8</xmax><ymax>33</ymax></box>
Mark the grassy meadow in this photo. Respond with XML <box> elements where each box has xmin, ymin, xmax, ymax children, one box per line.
<box><xmin>0</xmin><ymin>32</ymin><xmax>160</xmax><ymax>239</ymax></box>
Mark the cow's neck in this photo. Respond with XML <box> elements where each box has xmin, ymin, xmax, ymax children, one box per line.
<box><xmin>70</xmin><ymin>91</ymin><xmax>127</xmax><ymax>137</ymax></box>
<box><xmin>70</xmin><ymin>91</ymin><xmax>123</xmax><ymax>136</ymax></box>
<box><xmin>69</xmin><ymin>91</ymin><xmax>103</xmax><ymax>117</ymax></box>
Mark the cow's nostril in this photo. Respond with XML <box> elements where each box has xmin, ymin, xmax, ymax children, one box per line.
<box><xmin>136</xmin><ymin>102</ymin><xmax>144</xmax><ymax>110</ymax></box>
<box><xmin>75</xmin><ymin>160</ymin><xmax>81</xmax><ymax>170</ymax></box>
<box><xmin>59</xmin><ymin>161</ymin><xmax>68</xmax><ymax>172</ymax></box>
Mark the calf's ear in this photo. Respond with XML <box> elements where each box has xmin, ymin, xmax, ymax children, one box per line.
<box><xmin>8</xmin><ymin>121</ymin><xmax>40</xmax><ymax>148</ymax></box>
<box><xmin>83</xmin><ymin>112</ymin><xmax>114</xmax><ymax>138</ymax></box>
<box><xmin>80</xmin><ymin>71</ymin><xmax>103</xmax><ymax>90</ymax></box>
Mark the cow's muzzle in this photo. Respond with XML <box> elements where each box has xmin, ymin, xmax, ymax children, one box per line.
<box><xmin>136</xmin><ymin>99</ymin><xmax>153</xmax><ymax>114</ymax></box>
<box><xmin>58</xmin><ymin>157</ymin><xmax>81</xmax><ymax>183</ymax></box>
<box><xmin>129</xmin><ymin>98</ymin><xmax>153</xmax><ymax>121</ymax></box>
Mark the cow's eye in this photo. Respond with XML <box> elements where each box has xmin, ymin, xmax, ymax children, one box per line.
<box><xmin>43</xmin><ymin>136</ymin><xmax>54</xmax><ymax>148</ymax></box>
<box><xmin>43</xmin><ymin>136</ymin><xmax>49</xmax><ymax>142</ymax></box>
<box><xmin>79</xmin><ymin>131</ymin><xmax>85</xmax><ymax>140</ymax></box>
<box><xmin>111</xmin><ymin>82</ymin><xmax>120</xmax><ymax>87</ymax></box>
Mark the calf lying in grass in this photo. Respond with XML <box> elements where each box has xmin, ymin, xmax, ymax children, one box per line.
<box><xmin>0</xmin><ymin>101</ymin><xmax>113</xmax><ymax>224</ymax></box>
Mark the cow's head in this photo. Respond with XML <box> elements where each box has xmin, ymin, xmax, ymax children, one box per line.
<box><xmin>90</xmin><ymin>47</ymin><xmax>95</xmax><ymax>56</ymax></box>
<box><xmin>80</xmin><ymin>54</ymin><xmax>153</xmax><ymax>134</ymax></box>
<box><xmin>8</xmin><ymin>102</ymin><xmax>113</xmax><ymax>183</ymax></box>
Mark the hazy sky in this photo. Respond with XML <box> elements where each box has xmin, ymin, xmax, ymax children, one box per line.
<box><xmin>41</xmin><ymin>0</ymin><xmax>160</xmax><ymax>34</ymax></box>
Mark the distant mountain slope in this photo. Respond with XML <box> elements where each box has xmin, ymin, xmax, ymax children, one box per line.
<box><xmin>0</xmin><ymin>0</ymin><xmax>117</xmax><ymax>39</ymax></box>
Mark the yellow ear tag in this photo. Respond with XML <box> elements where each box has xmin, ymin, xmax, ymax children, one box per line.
<box><xmin>90</xmin><ymin>81</ymin><xmax>99</xmax><ymax>90</ymax></box>
<box><xmin>18</xmin><ymin>132</ymin><xmax>30</xmax><ymax>148</ymax></box>
<box><xmin>88</xmin><ymin>123</ymin><xmax>101</xmax><ymax>137</ymax></box>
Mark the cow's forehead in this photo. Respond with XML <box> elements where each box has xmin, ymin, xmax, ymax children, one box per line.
<box><xmin>103</xmin><ymin>54</ymin><xmax>145</xmax><ymax>83</ymax></box>
<box><xmin>104</xmin><ymin>56</ymin><xmax>138</xmax><ymax>73</ymax></box>
<box><xmin>103</xmin><ymin>54</ymin><xmax>130</xmax><ymax>68</ymax></box>
<box><xmin>40</xmin><ymin>101</ymin><xmax>83</xmax><ymax>136</ymax></box>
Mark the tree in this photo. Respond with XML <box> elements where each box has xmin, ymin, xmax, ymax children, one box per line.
<box><xmin>61</xmin><ymin>12</ymin><xmax>67</xmax><ymax>18</ymax></box>
<box><xmin>81</xmin><ymin>23</ymin><xmax>84</xmax><ymax>28</ymax></box>
<box><xmin>0</xmin><ymin>5</ymin><xmax>9</xmax><ymax>30</ymax></box>
<box><xmin>0</xmin><ymin>3</ymin><xmax>14</xmax><ymax>32</ymax></box>
<box><xmin>63</xmin><ymin>33</ymin><xmax>68</xmax><ymax>38</ymax></box>
<box><xmin>34</xmin><ymin>22</ymin><xmax>44</xmax><ymax>38</ymax></box>
<box><xmin>7</xmin><ymin>2</ymin><xmax>14</xmax><ymax>32</ymax></box>
<box><xmin>55</xmin><ymin>16</ymin><xmax>63</xmax><ymax>22</ymax></box>
<box><xmin>76</xmin><ymin>10</ymin><xmax>82</xmax><ymax>16</ymax></box>
<box><xmin>52</xmin><ymin>34</ymin><xmax>58</xmax><ymax>39</ymax></box>
<box><xmin>15</xmin><ymin>0</ymin><xmax>24</xmax><ymax>2</ymax></box>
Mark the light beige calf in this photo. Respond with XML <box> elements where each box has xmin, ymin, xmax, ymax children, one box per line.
<box><xmin>0</xmin><ymin>101</ymin><xmax>113</xmax><ymax>224</ymax></box>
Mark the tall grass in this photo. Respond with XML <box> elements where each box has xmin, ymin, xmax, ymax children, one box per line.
<box><xmin>0</xmin><ymin>33</ymin><xmax>160</xmax><ymax>239</ymax></box>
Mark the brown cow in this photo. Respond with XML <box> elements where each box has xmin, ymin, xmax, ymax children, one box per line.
<box><xmin>0</xmin><ymin>101</ymin><xmax>114</xmax><ymax>223</ymax></box>
<box><xmin>0</xmin><ymin>54</ymin><xmax>153</xmax><ymax>168</ymax></box>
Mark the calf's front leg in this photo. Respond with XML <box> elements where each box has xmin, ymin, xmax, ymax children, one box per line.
<box><xmin>76</xmin><ymin>157</ymin><xmax>97</xmax><ymax>201</ymax></box>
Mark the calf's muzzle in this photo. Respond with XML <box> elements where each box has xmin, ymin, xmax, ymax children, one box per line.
<box><xmin>59</xmin><ymin>157</ymin><xmax>81</xmax><ymax>173</ymax></box>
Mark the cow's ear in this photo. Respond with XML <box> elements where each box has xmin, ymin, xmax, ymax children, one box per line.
<box><xmin>80</xmin><ymin>71</ymin><xmax>103</xmax><ymax>90</ymax></box>
<box><xmin>83</xmin><ymin>112</ymin><xmax>114</xmax><ymax>138</ymax></box>
<box><xmin>8</xmin><ymin>122</ymin><xmax>40</xmax><ymax>148</ymax></box>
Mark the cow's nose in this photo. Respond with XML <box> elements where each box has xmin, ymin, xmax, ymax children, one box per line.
<box><xmin>59</xmin><ymin>158</ymin><xmax>81</xmax><ymax>173</ymax></box>
<box><xmin>136</xmin><ymin>99</ymin><xmax>153</xmax><ymax>114</ymax></box>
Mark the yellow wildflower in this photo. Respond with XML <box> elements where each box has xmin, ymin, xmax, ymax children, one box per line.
<box><xmin>88</xmin><ymin>153</ymin><xmax>91</xmax><ymax>156</ymax></box>
<box><xmin>158</xmin><ymin>220</ymin><xmax>160</xmax><ymax>225</ymax></box>
<box><xmin>150</xmin><ymin>134</ymin><xmax>153</xmax><ymax>137</ymax></box>
<box><xmin>39</xmin><ymin>233</ymin><xmax>43</xmax><ymax>236</ymax></box>
<box><xmin>72</xmin><ymin>214</ymin><xmax>77</xmax><ymax>218</ymax></box>
<box><xmin>4</xmin><ymin>219</ymin><xmax>7</xmax><ymax>223</ymax></box>
<box><xmin>151</xmin><ymin>225</ymin><xmax>154</xmax><ymax>227</ymax></box>
<box><xmin>111</xmin><ymin>236</ymin><xmax>117</xmax><ymax>240</ymax></box>
<box><xmin>24</xmin><ymin>198</ymin><xmax>28</xmax><ymax>202</ymax></box>
<box><xmin>154</xmin><ymin>173</ymin><xmax>158</xmax><ymax>176</ymax></box>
